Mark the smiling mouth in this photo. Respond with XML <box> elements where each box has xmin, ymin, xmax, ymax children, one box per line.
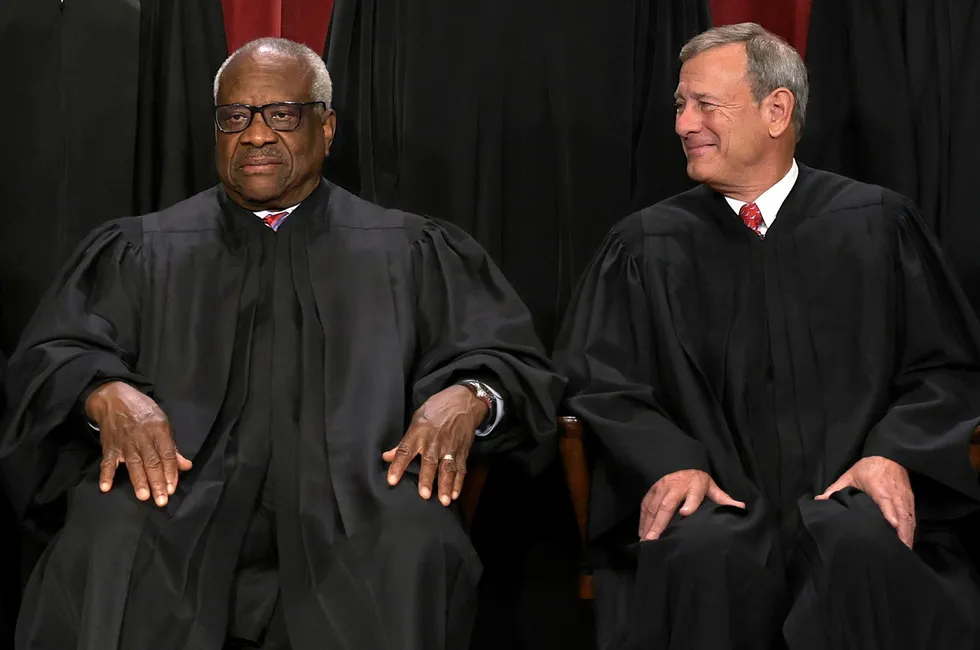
<box><xmin>685</xmin><ymin>144</ymin><xmax>715</xmax><ymax>156</ymax></box>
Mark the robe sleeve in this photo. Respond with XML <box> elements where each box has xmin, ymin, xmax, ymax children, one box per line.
<box><xmin>863</xmin><ymin>196</ymin><xmax>980</xmax><ymax>518</ymax></box>
<box><xmin>0</xmin><ymin>220</ymin><xmax>151</xmax><ymax>531</ymax></box>
<box><xmin>554</xmin><ymin>230</ymin><xmax>710</xmax><ymax>538</ymax></box>
<box><xmin>408</xmin><ymin>219</ymin><xmax>564</xmax><ymax>473</ymax></box>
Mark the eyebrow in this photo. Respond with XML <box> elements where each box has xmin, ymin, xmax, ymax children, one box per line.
<box><xmin>674</xmin><ymin>92</ymin><xmax>719</xmax><ymax>102</ymax></box>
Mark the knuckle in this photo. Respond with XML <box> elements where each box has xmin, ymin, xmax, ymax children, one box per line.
<box><xmin>661</xmin><ymin>496</ymin><xmax>681</xmax><ymax>511</ymax></box>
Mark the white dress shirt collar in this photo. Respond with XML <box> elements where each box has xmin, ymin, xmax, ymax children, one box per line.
<box><xmin>723</xmin><ymin>159</ymin><xmax>799</xmax><ymax>236</ymax></box>
<box><xmin>252</xmin><ymin>203</ymin><xmax>300</xmax><ymax>220</ymax></box>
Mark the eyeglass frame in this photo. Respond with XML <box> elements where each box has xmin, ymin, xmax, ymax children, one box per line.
<box><xmin>213</xmin><ymin>101</ymin><xmax>328</xmax><ymax>134</ymax></box>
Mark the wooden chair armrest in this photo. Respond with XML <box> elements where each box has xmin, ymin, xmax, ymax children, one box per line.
<box><xmin>972</xmin><ymin>425</ymin><xmax>980</xmax><ymax>472</ymax></box>
<box><xmin>558</xmin><ymin>416</ymin><xmax>590</xmax><ymax>543</ymax></box>
<box><xmin>460</xmin><ymin>463</ymin><xmax>489</xmax><ymax>525</ymax></box>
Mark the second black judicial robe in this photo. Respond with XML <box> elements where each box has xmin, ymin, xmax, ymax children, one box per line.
<box><xmin>799</xmin><ymin>0</ymin><xmax>980</xmax><ymax>317</ymax></box>
<box><xmin>0</xmin><ymin>180</ymin><xmax>564</xmax><ymax>650</ymax></box>
<box><xmin>556</xmin><ymin>165</ymin><xmax>980</xmax><ymax>649</ymax></box>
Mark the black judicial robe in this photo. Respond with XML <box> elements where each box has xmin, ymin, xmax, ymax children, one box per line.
<box><xmin>0</xmin><ymin>180</ymin><xmax>563</xmax><ymax>650</ymax></box>
<box><xmin>556</xmin><ymin>165</ymin><xmax>980</xmax><ymax>646</ymax></box>
<box><xmin>799</xmin><ymin>0</ymin><xmax>980</xmax><ymax>317</ymax></box>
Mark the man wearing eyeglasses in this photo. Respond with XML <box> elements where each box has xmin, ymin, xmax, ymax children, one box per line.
<box><xmin>0</xmin><ymin>38</ymin><xmax>562</xmax><ymax>650</ymax></box>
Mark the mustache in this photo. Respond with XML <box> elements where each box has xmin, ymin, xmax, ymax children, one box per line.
<box><xmin>234</xmin><ymin>149</ymin><xmax>285</xmax><ymax>167</ymax></box>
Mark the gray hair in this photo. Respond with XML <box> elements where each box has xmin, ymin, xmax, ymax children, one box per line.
<box><xmin>680</xmin><ymin>23</ymin><xmax>808</xmax><ymax>139</ymax></box>
<box><xmin>213</xmin><ymin>37</ymin><xmax>332</xmax><ymax>115</ymax></box>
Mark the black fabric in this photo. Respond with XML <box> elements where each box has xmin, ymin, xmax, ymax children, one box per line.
<box><xmin>0</xmin><ymin>0</ymin><xmax>138</xmax><ymax>356</ymax></box>
<box><xmin>324</xmin><ymin>5</ymin><xmax>709</xmax><ymax>647</ymax></box>
<box><xmin>133</xmin><ymin>0</ymin><xmax>227</xmax><ymax>214</ymax></box>
<box><xmin>0</xmin><ymin>180</ymin><xmax>563</xmax><ymax>649</ymax></box>
<box><xmin>798</xmin><ymin>0</ymin><xmax>980</xmax><ymax>316</ymax></box>
<box><xmin>597</xmin><ymin>491</ymin><xmax>980</xmax><ymax>650</ymax></box>
<box><xmin>555</xmin><ymin>165</ymin><xmax>980</xmax><ymax>647</ymax></box>
<box><xmin>0</xmin><ymin>351</ymin><xmax>13</xmax><ymax>649</ymax></box>
<box><xmin>0</xmin><ymin>0</ymin><xmax>225</xmax><ymax>357</ymax></box>
<box><xmin>324</xmin><ymin>0</ymin><xmax>710</xmax><ymax>350</ymax></box>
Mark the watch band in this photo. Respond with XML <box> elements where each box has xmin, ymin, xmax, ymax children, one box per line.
<box><xmin>457</xmin><ymin>379</ymin><xmax>495</xmax><ymax>425</ymax></box>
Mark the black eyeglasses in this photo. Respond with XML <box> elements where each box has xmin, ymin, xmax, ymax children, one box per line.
<box><xmin>214</xmin><ymin>101</ymin><xmax>327</xmax><ymax>133</ymax></box>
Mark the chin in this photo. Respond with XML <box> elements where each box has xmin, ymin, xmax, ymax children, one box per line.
<box><xmin>234</xmin><ymin>177</ymin><xmax>287</xmax><ymax>202</ymax></box>
<box><xmin>686</xmin><ymin>161</ymin><xmax>711</xmax><ymax>183</ymax></box>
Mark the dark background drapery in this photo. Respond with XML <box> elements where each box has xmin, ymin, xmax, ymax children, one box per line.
<box><xmin>3</xmin><ymin>1</ymin><xmax>980</xmax><ymax>648</ymax></box>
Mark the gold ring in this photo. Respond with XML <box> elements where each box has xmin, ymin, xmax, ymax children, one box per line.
<box><xmin>442</xmin><ymin>454</ymin><xmax>454</xmax><ymax>461</ymax></box>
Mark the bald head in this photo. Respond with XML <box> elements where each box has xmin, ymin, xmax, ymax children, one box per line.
<box><xmin>214</xmin><ymin>37</ymin><xmax>333</xmax><ymax>111</ymax></box>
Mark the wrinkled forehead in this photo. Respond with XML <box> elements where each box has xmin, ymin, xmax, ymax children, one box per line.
<box><xmin>218</xmin><ymin>54</ymin><xmax>314</xmax><ymax>106</ymax></box>
<box><xmin>675</xmin><ymin>45</ymin><xmax>750</xmax><ymax>98</ymax></box>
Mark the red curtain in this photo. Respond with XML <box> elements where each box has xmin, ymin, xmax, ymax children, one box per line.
<box><xmin>710</xmin><ymin>0</ymin><xmax>811</xmax><ymax>57</ymax></box>
<box><xmin>222</xmin><ymin>0</ymin><xmax>334</xmax><ymax>56</ymax></box>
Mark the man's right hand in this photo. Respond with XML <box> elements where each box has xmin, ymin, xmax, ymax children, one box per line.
<box><xmin>639</xmin><ymin>469</ymin><xmax>745</xmax><ymax>541</ymax></box>
<box><xmin>85</xmin><ymin>381</ymin><xmax>192</xmax><ymax>507</ymax></box>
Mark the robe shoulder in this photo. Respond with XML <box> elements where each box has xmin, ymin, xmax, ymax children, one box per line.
<box><xmin>132</xmin><ymin>182</ymin><xmax>458</xmax><ymax>247</ymax></box>
<box><xmin>322</xmin><ymin>182</ymin><xmax>473</xmax><ymax>246</ymax></box>
<box><xmin>607</xmin><ymin>165</ymin><xmax>920</xmax><ymax>251</ymax></box>
<box><xmin>133</xmin><ymin>186</ymin><xmax>225</xmax><ymax>234</ymax></box>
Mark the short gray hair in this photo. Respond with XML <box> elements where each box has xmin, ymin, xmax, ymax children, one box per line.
<box><xmin>680</xmin><ymin>23</ymin><xmax>808</xmax><ymax>139</ymax></box>
<box><xmin>213</xmin><ymin>37</ymin><xmax>332</xmax><ymax>114</ymax></box>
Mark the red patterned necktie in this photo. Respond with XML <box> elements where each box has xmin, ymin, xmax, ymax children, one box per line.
<box><xmin>262</xmin><ymin>211</ymin><xmax>289</xmax><ymax>231</ymax></box>
<box><xmin>739</xmin><ymin>202</ymin><xmax>764</xmax><ymax>238</ymax></box>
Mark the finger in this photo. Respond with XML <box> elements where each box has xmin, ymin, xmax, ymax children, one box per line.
<box><xmin>898</xmin><ymin>513</ymin><xmax>915</xmax><ymax>549</ymax></box>
<box><xmin>138</xmin><ymin>439</ymin><xmax>169</xmax><ymax>507</ymax></box>
<box><xmin>176</xmin><ymin>452</ymin><xmax>193</xmax><ymax>471</ymax></box>
<box><xmin>99</xmin><ymin>448</ymin><xmax>122</xmax><ymax>492</ymax></box>
<box><xmin>706</xmin><ymin>481</ymin><xmax>746</xmax><ymax>509</ymax></box>
<box><xmin>381</xmin><ymin>447</ymin><xmax>397</xmax><ymax>462</ymax></box>
<box><xmin>638</xmin><ymin>488</ymin><xmax>666</xmax><ymax>538</ymax></box>
<box><xmin>677</xmin><ymin>485</ymin><xmax>706</xmax><ymax>516</ymax></box>
<box><xmin>386</xmin><ymin>430</ymin><xmax>422</xmax><ymax>487</ymax></box>
<box><xmin>894</xmin><ymin>496</ymin><xmax>916</xmax><ymax>549</ymax></box>
<box><xmin>643</xmin><ymin>492</ymin><xmax>683</xmax><ymax>541</ymax></box>
<box><xmin>417</xmin><ymin>438</ymin><xmax>441</xmax><ymax>500</ymax></box>
<box><xmin>123</xmin><ymin>441</ymin><xmax>151</xmax><ymax>501</ymax></box>
<box><xmin>876</xmin><ymin>496</ymin><xmax>901</xmax><ymax>531</ymax></box>
<box><xmin>816</xmin><ymin>476</ymin><xmax>851</xmax><ymax>500</ymax></box>
<box><xmin>155</xmin><ymin>429</ymin><xmax>179</xmax><ymax>495</ymax></box>
<box><xmin>452</xmin><ymin>450</ymin><xmax>469</xmax><ymax>501</ymax></box>
<box><xmin>437</xmin><ymin>454</ymin><xmax>457</xmax><ymax>506</ymax></box>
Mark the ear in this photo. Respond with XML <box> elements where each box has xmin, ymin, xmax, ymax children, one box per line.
<box><xmin>321</xmin><ymin>109</ymin><xmax>337</xmax><ymax>157</ymax></box>
<box><xmin>763</xmin><ymin>88</ymin><xmax>795</xmax><ymax>139</ymax></box>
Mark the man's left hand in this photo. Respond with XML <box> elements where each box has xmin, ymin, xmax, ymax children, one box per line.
<box><xmin>383</xmin><ymin>385</ymin><xmax>489</xmax><ymax>506</ymax></box>
<box><xmin>816</xmin><ymin>455</ymin><xmax>915</xmax><ymax>548</ymax></box>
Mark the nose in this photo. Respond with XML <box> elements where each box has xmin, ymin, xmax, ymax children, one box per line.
<box><xmin>675</xmin><ymin>103</ymin><xmax>701</xmax><ymax>138</ymax></box>
<box><xmin>240</xmin><ymin>112</ymin><xmax>279</xmax><ymax>147</ymax></box>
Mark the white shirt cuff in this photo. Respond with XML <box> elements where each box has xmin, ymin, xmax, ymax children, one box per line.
<box><xmin>474</xmin><ymin>382</ymin><xmax>504</xmax><ymax>437</ymax></box>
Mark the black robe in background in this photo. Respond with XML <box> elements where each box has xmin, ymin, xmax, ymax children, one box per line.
<box><xmin>324</xmin><ymin>0</ymin><xmax>710</xmax><ymax>349</ymax></box>
<box><xmin>799</xmin><ymin>0</ymin><xmax>980</xmax><ymax>316</ymax></box>
<box><xmin>0</xmin><ymin>350</ymin><xmax>13</xmax><ymax>648</ymax></box>
<box><xmin>0</xmin><ymin>0</ymin><xmax>226</xmax><ymax>357</ymax></box>
<box><xmin>556</xmin><ymin>166</ymin><xmax>980</xmax><ymax>649</ymax></box>
<box><xmin>0</xmin><ymin>180</ymin><xmax>563</xmax><ymax>650</ymax></box>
